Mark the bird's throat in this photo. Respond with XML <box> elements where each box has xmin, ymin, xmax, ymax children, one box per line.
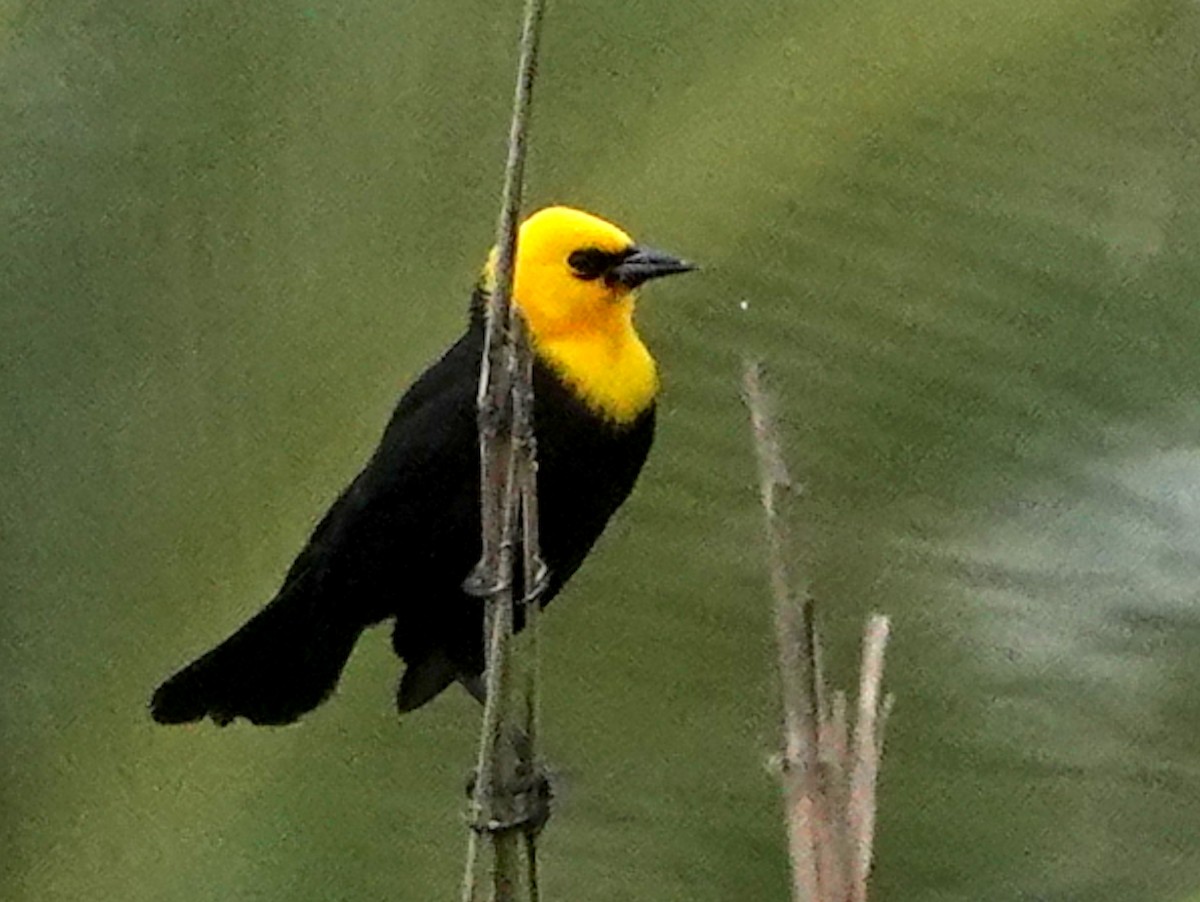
<box><xmin>532</xmin><ymin>328</ymin><xmax>658</xmax><ymax>426</ymax></box>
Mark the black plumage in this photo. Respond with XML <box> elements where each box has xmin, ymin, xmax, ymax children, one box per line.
<box><xmin>149</xmin><ymin>289</ymin><xmax>655</xmax><ymax>726</ymax></box>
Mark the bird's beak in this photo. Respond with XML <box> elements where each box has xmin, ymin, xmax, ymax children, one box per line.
<box><xmin>609</xmin><ymin>246</ymin><xmax>697</xmax><ymax>289</ymax></box>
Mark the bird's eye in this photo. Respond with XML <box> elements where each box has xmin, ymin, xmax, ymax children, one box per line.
<box><xmin>568</xmin><ymin>248</ymin><xmax>619</xmax><ymax>281</ymax></box>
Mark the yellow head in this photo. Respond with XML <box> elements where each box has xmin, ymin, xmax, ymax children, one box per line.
<box><xmin>480</xmin><ymin>206</ymin><xmax>694</xmax><ymax>425</ymax></box>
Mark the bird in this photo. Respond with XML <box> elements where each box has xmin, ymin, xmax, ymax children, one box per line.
<box><xmin>149</xmin><ymin>206</ymin><xmax>695</xmax><ymax>726</ymax></box>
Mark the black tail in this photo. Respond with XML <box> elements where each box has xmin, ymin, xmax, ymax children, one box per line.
<box><xmin>150</xmin><ymin>576</ymin><xmax>363</xmax><ymax>727</ymax></box>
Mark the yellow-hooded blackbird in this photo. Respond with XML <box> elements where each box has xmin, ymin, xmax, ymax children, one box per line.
<box><xmin>150</xmin><ymin>206</ymin><xmax>694</xmax><ymax>726</ymax></box>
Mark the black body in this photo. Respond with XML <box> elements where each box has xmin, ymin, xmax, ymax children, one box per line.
<box><xmin>150</xmin><ymin>294</ymin><xmax>655</xmax><ymax>726</ymax></box>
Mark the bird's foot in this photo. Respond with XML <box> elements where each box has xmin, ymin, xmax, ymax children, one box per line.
<box><xmin>466</xmin><ymin>764</ymin><xmax>553</xmax><ymax>837</ymax></box>
<box><xmin>462</xmin><ymin>560</ymin><xmax>511</xmax><ymax>599</ymax></box>
<box><xmin>520</xmin><ymin>555</ymin><xmax>551</xmax><ymax>607</ymax></box>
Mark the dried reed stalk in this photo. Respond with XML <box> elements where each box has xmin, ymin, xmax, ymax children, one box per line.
<box><xmin>743</xmin><ymin>360</ymin><xmax>893</xmax><ymax>902</ymax></box>
<box><xmin>461</xmin><ymin>0</ymin><xmax>548</xmax><ymax>899</ymax></box>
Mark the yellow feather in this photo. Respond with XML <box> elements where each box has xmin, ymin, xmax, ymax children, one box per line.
<box><xmin>480</xmin><ymin>207</ymin><xmax>661</xmax><ymax>425</ymax></box>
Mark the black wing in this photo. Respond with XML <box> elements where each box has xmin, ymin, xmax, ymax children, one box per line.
<box><xmin>150</xmin><ymin>325</ymin><xmax>485</xmax><ymax>725</ymax></box>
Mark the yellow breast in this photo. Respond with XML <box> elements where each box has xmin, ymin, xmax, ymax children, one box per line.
<box><xmin>533</xmin><ymin>327</ymin><xmax>659</xmax><ymax>426</ymax></box>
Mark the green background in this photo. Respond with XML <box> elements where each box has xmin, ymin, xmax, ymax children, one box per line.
<box><xmin>5</xmin><ymin>0</ymin><xmax>1200</xmax><ymax>899</ymax></box>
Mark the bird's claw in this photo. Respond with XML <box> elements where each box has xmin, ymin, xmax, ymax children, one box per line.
<box><xmin>462</xmin><ymin>562</ymin><xmax>511</xmax><ymax>599</ymax></box>
<box><xmin>520</xmin><ymin>556</ymin><xmax>551</xmax><ymax>607</ymax></box>
<box><xmin>465</xmin><ymin>767</ymin><xmax>554</xmax><ymax>836</ymax></box>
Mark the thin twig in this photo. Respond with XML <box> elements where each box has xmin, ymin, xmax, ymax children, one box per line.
<box><xmin>514</xmin><ymin>313</ymin><xmax>545</xmax><ymax>901</ymax></box>
<box><xmin>742</xmin><ymin>363</ymin><xmax>820</xmax><ymax>763</ymax></box>
<box><xmin>461</xmin><ymin>0</ymin><xmax>548</xmax><ymax>899</ymax></box>
<box><xmin>742</xmin><ymin>360</ymin><xmax>821</xmax><ymax>900</ymax></box>
<box><xmin>513</xmin><ymin>313</ymin><xmax>544</xmax><ymax>748</ymax></box>
<box><xmin>848</xmin><ymin>614</ymin><xmax>890</xmax><ymax>902</ymax></box>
